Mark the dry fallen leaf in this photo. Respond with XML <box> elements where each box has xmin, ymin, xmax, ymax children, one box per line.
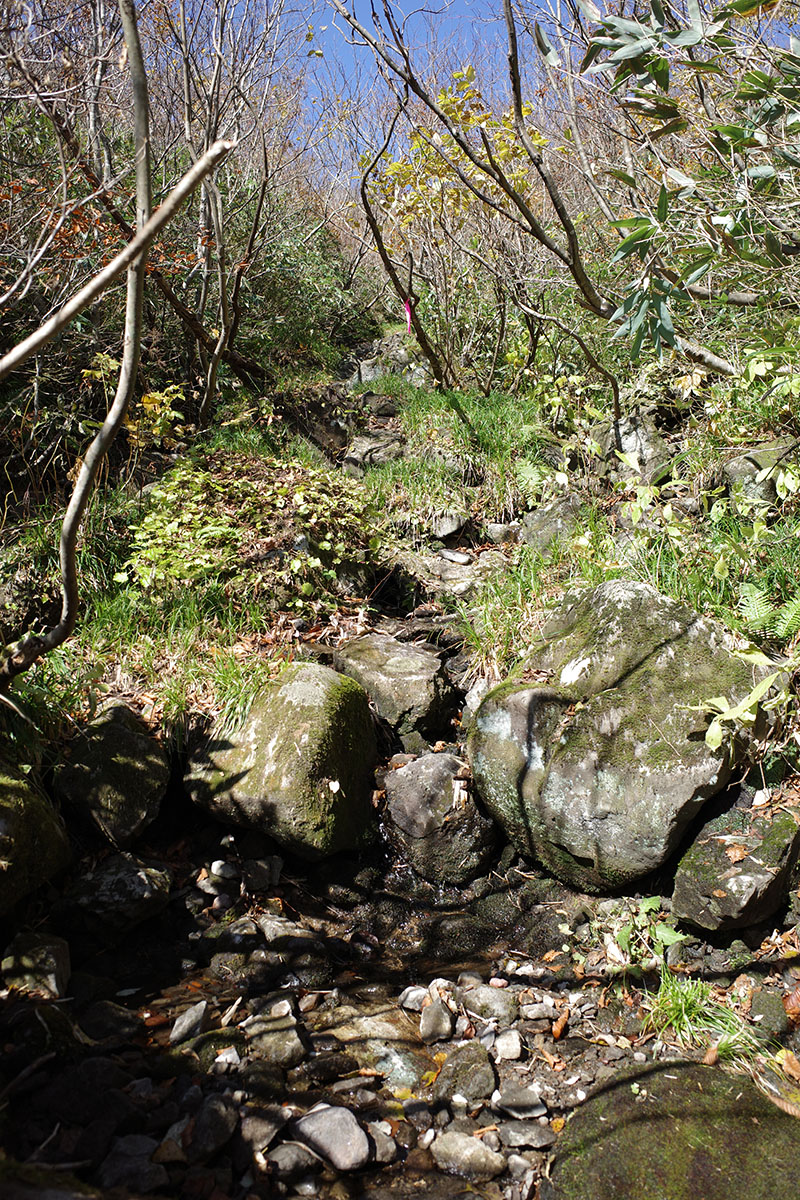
<box><xmin>725</xmin><ymin>845</ymin><xmax>749</xmax><ymax>864</ymax></box>
<box><xmin>783</xmin><ymin>986</ymin><xmax>800</xmax><ymax>1025</ymax></box>
<box><xmin>712</xmin><ymin>889</ymin><xmax>728</xmax><ymax>898</ymax></box>
<box><xmin>552</xmin><ymin>1008</ymin><xmax>570</xmax><ymax>1040</ymax></box>
<box><xmin>551</xmin><ymin>1116</ymin><xmax>565</xmax><ymax>1133</ymax></box>
<box><xmin>779</xmin><ymin>1049</ymin><xmax>800</xmax><ymax>1082</ymax></box>
<box><xmin>702</xmin><ymin>1044</ymin><xmax>720</xmax><ymax>1065</ymax></box>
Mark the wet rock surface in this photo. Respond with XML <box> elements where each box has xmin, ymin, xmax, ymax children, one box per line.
<box><xmin>52</xmin><ymin>700</ymin><xmax>169</xmax><ymax>848</ymax></box>
<box><xmin>673</xmin><ymin>801</ymin><xmax>800</xmax><ymax>930</ymax></box>
<box><xmin>333</xmin><ymin>632</ymin><xmax>459</xmax><ymax>752</ymax></box>
<box><xmin>0</xmin><ymin>804</ymin><xmax>798</xmax><ymax>1200</ymax></box>
<box><xmin>384</xmin><ymin>752</ymin><xmax>496</xmax><ymax>884</ymax></box>
<box><xmin>0</xmin><ymin>758</ymin><xmax>71</xmax><ymax>915</ymax></box>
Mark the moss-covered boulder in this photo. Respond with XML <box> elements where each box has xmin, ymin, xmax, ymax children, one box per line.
<box><xmin>52</xmin><ymin>701</ymin><xmax>169</xmax><ymax>848</ymax></box>
<box><xmin>0</xmin><ymin>759</ymin><xmax>71</xmax><ymax>916</ymax></box>
<box><xmin>333</xmin><ymin>632</ymin><xmax>458</xmax><ymax>752</ymax></box>
<box><xmin>672</xmin><ymin>803</ymin><xmax>800</xmax><ymax>930</ymax></box>
<box><xmin>542</xmin><ymin>1060</ymin><xmax>800</xmax><ymax>1200</ymax></box>
<box><xmin>186</xmin><ymin>662</ymin><xmax>377</xmax><ymax>859</ymax></box>
<box><xmin>468</xmin><ymin>580</ymin><xmax>772</xmax><ymax>891</ymax></box>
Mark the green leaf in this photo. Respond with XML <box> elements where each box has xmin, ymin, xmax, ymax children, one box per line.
<box><xmin>611</xmin><ymin>227</ymin><xmax>654</xmax><ymax>263</ymax></box>
<box><xmin>640</xmin><ymin>895</ymin><xmax>661</xmax><ymax>913</ymax></box>
<box><xmin>576</xmin><ymin>0</ymin><xmax>603</xmax><ymax>20</ymax></box>
<box><xmin>580</xmin><ymin>41</ymin><xmax>606</xmax><ymax>73</ymax></box>
<box><xmin>653</xmin><ymin>923</ymin><xmax>687</xmax><ymax>947</ymax></box>
<box><xmin>681</xmin><ymin>59</ymin><xmax>724</xmax><ymax>74</ymax></box>
<box><xmin>651</xmin><ymin>117</ymin><xmax>689</xmax><ymax>139</ymax></box>
<box><xmin>686</xmin><ymin>0</ymin><xmax>704</xmax><ymax>33</ymax></box>
<box><xmin>604</xmin><ymin>17</ymin><xmax>653</xmax><ymax>36</ymax></box>
<box><xmin>681</xmin><ymin>255</ymin><xmax>714</xmax><ymax>285</ymax></box>
<box><xmin>609</xmin><ymin>38</ymin><xmax>658</xmax><ymax>64</ymax></box>
<box><xmin>664</xmin><ymin>28</ymin><xmax>704</xmax><ymax>47</ymax></box>
<box><xmin>705</xmin><ymin>718</ymin><xmax>725</xmax><ymax>750</ymax></box>
<box><xmin>651</xmin><ymin>55</ymin><xmax>670</xmax><ymax>91</ymax></box>
<box><xmin>534</xmin><ymin>21</ymin><xmax>561</xmax><ymax>67</ymax></box>
<box><xmin>607</xmin><ymin>168</ymin><xmax>638</xmax><ymax>186</ymax></box>
<box><xmin>657</xmin><ymin>184</ymin><xmax>668</xmax><ymax>222</ymax></box>
<box><xmin>666</xmin><ymin>167</ymin><xmax>696</xmax><ymax>191</ymax></box>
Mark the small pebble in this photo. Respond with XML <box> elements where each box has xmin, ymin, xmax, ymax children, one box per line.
<box><xmin>494</xmin><ymin>1029</ymin><xmax>523</xmax><ymax>1060</ymax></box>
<box><xmin>399</xmin><ymin>985</ymin><xmax>429</xmax><ymax>1011</ymax></box>
<box><xmin>210</xmin><ymin>860</ymin><xmax>240</xmax><ymax>879</ymax></box>
<box><xmin>169</xmin><ymin>1000</ymin><xmax>209</xmax><ymax>1045</ymax></box>
<box><xmin>420</xmin><ymin>999</ymin><xmax>455</xmax><ymax>1043</ymax></box>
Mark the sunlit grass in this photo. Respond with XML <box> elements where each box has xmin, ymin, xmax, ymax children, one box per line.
<box><xmin>644</xmin><ymin>965</ymin><xmax>766</xmax><ymax>1064</ymax></box>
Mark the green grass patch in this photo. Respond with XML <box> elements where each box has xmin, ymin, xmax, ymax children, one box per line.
<box><xmin>645</xmin><ymin>965</ymin><xmax>767</xmax><ymax>1064</ymax></box>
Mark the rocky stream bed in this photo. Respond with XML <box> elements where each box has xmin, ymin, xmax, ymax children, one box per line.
<box><xmin>3</xmin><ymin>338</ymin><xmax>800</xmax><ymax>1198</ymax></box>
<box><xmin>1</xmin><ymin>792</ymin><xmax>800</xmax><ymax>1200</ymax></box>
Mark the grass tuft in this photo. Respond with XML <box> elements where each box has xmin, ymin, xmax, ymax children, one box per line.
<box><xmin>644</xmin><ymin>965</ymin><xmax>767</xmax><ymax>1064</ymax></box>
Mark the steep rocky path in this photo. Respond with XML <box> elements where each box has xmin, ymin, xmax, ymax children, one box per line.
<box><xmin>3</xmin><ymin>337</ymin><xmax>800</xmax><ymax>1199</ymax></box>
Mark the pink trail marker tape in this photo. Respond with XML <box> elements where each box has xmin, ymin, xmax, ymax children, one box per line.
<box><xmin>404</xmin><ymin>299</ymin><xmax>412</xmax><ymax>334</ymax></box>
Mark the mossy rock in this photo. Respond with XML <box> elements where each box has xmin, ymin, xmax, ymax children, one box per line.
<box><xmin>672</xmin><ymin>804</ymin><xmax>800</xmax><ymax>930</ymax></box>
<box><xmin>543</xmin><ymin>1060</ymin><xmax>800</xmax><ymax>1200</ymax></box>
<box><xmin>186</xmin><ymin>662</ymin><xmax>377</xmax><ymax>860</ymax></box>
<box><xmin>468</xmin><ymin>581</ymin><xmax>773</xmax><ymax>891</ymax></box>
<box><xmin>0</xmin><ymin>759</ymin><xmax>71</xmax><ymax>916</ymax></box>
<box><xmin>52</xmin><ymin>700</ymin><xmax>169</xmax><ymax>848</ymax></box>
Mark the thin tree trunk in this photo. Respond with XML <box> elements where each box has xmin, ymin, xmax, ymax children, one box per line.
<box><xmin>0</xmin><ymin>3</ymin><xmax>233</xmax><ymax>691</ymax></box>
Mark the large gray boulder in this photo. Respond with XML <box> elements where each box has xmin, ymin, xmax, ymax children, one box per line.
<box><xmin>722</xmin><ymin>439</ymin><xmax>797</xmax><ymax>510</ymax></box>
<box><xmin>384</xmin><ymin>753</ymin><xmax>496</xmax><ymax>884</ymax></box>
<box><xmin>186</xmin><ymin>662</ymin><xmax>377</xmax><ymax>859</ymax></box>
<box><xmin>333</xmin><ymin>632</ymin><xmax>458</xmax><ymax>752</ymax></box>
<box><xmin>343</xmin><ymin>432</ymin><xmax>405</xmax><ymax>478</ymax></box>
<box><xmin>594</xmin><ymin>410</ymin><xmax>672</xmax><ymax>484</ymax></box>
<box><xmin>53</xmin><ymin>701</ymin><xmax>169</xmax><ymax>848</ymax></box>
<box><xmin>520</xmin><ymin>495</ymin><xmax>581</xmax><ymax>556</ymax></box>
<box><xmin>672</xmin><ymin>803</ymin><xmax>800</xmax><ymax>931</ymax></box>
<box><xmin>0</xmin><ymin>760</ymin><xmax>71</xmax><ymax>915</ymax></box>
<box><xmin>468</xmin><ymin>580</ymin><xmax>773</xmax><ymax>891</ymax></box>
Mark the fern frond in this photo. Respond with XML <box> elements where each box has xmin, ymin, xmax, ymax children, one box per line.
<box><xmin>774</xmin><ymin>596</ymin><xmax>800</xmax><ymax>640</ymax></box>
<box><xmin>738</xmin><ymin>583</ymin><xmax>777</xmax><ymax>632</ymax></box>
<box><xmin>515</xmin><ymin>459</ymin><xmax>545</xmax><ymax>506</ymax></box>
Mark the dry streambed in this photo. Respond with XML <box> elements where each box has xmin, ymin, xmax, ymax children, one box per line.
<box><xmin>1</xmin><ymin>820</ymin><xmax>799</xmax><ymax>1200</ymax></box>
